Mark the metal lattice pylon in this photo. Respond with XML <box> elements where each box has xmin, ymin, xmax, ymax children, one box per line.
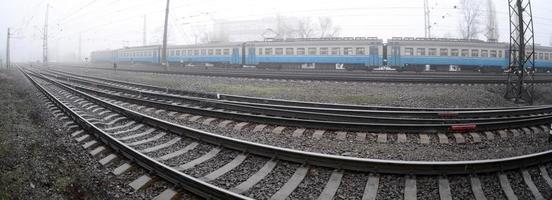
<box><xmin>504</xmin><ymin>0</ymin><xmax>535</xmax><ymax>104</ymax></box>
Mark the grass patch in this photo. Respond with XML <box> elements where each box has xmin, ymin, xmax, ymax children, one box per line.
<box><xmin>335</xmin><ymin>95</ymin><xmax>398</xmax><ymax>104</ymax></box>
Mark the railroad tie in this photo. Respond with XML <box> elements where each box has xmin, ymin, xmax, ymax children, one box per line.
<box><xmin>397</xmin><ymin>133</ymin><xmax>407</xmax><ymax>143</ymax></box>
<box><xmin>154</xmin><ymin>109</ymin><xmax>166</xmax><ymax>115</ymax></box>
<box><xmin>99</xmin><ymin>154</ymin><xmax>118</xmax><ymax>166</ymax></box>
<box><xmin>177</xmin><ymin>113</ymin><xmax>190</xmax><ymax>120</ymax></box>
<box><xmin>177</xmin><ymin>148</ymin><xmax>221</xmax><ymax>171</ymax></box>
<box><xmin>153</xmin><ymin>188</ymin><xmax>179</xmax><ymax>200</ymax></box>
<box><xmin>498</xmin><ymin>173</ymin><xmax>518</xmax><ymax>200</ymax></box>
<box><xmin>231</xmin><ymin>159</ymin><xmax>278</xmax><ymax>194</ymax></box>
<box><xmin>469</xmin><ymin>176</ymin><xmax>487</xmax><ymax>200</ymax></box>
<box><xmin>498</xmin><ymin>130</ymin><xmax>508</xmax><ymax>138</ymax></box>
<box><xmin>336</xmin><ymin>132</ymin><xmax>347</xmax><ymax>141</ymax></box>
<box><xmin>521</xmin><ymin>170</ymin><xmax>545</xmax><ymax>200</ymax></box>
<box><xmin>155</xmin><ymin>142</ymin><xmax>199</xmax><ymax>161</ymax></box>
<box><xmin>201</xmin><ymin>153</ymin><xmax>248</xmax><ymax>182</ymax></box>
<box><xmin>270</xmin><ymin>165</ymin><xmax>309</xmax><ymax>200</ymax></box>
<box><xmin>317</xmin><ymin>169</ymin><xmax>344</xmax><ymax>200</ymax></box>
<box><xmin>188</xmin><ymin>115</ymin><xmax>203</xmax><ymax>122</ymax></box>
<box><xmin>202</xmin><ymin>118</ymin><xmax>217</xmax><ymax>126</ymax></box>
<box><xmin>112</xmin><ymin>162</ymin><xmax>133</xmax><ymax>175</ymax></box>
<box><xmin>362</xmin><ymin>175</ymin><xmax>379</xmax><ymax>200</ymax></box>
<box><xmin>376</xmin><ymin>134</ymin><xmax>387</xmax><ymax>143</ymax></box>
<box><xmin>484</xmin><ymin>131</ymin><xmax>495</xmax><ymax>140</ymax></box>
<box><xmin>292</xmin><ymin>128</ymin><xmax>306</xmax><ymax>137</ymax></box>
<box><xmin>419</xmin><ymin>133</ymin><xmax>430</xmax><ymax>144</ymax></box>
<box><xmin>453</xmin><ymin>133</ymin><xmax>466</xmax><ymax>144</ymax></box>
<box><xmin>233</xmin><ymin>122</ymin><xmax>249</xmax><ymax>131</ymax></box>
<box><xmin>252</xmin><ymin>124</ymin><xmax>267</xmax><ymax>132</ymax></box>
<box><xmin>129</xmin><ymin>175</ymin><xmax>156</xmax><ymax>191</ymax></box>
<box><xmin>271</xmin><ymin>126</ymin><xmax>286</xmax><ymax>134</ymax></box>
<box><xmin>90</xmin><ymin>146</ymin><xmax>107</xmax><ymax>156</ymax></box>
<box><xmin>521</xmin><ymin>127</ymin><xmax>533</xmax><ymax>135</ymax></box>
<box><xmin>438</xmin><ymin>177</ymin><xmax>452</xmax><ymax>200</ymax></box>
<box><xmin>356</xmin><ymin>133</ymin><xmax>367</xmax><ymax>141</ymax></box>
<box><xmin>139</xmin><ymin>138</ymin><xmax>181</xmax><ymax>153</ymax></box>
<box><xmin>469</xmin><ymin>132</ymin><xmax>482</xmax><ymax>143</ymax></box>
<box><xmin>538</xmin><ymin>166</ymin><xmax>552</xmax><ymax>189</ymax></box>
<box><xmin>437</xmin><ymin>133</ymin><xmax>449</xmax><ymax>144</ymax></box>
<box><xmin>217</xmin><ymin>120</ymin><xmax>234</xmax><ymax>128</ymax></box>
<box><xmin>404</xmin><ymin>176</ymin><xmax>417</xmax><ymax>200</ymax></box>
<box><xmin>312</xmin><ymin>130</ymin><xmax>325</xmax><ymax>139</ymax></box>
<box><xmin>510</xmin><ymin>129</ymin><xmax>521</xmax><ymax>137</ymax></box>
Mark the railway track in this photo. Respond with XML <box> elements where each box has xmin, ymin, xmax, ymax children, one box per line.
<box><xmin>21</xmin><ymin>65</ymin><xmax>552</xmax><ymax>199</ymax></box>
<box><xmin>37</xmin><ymin>68</ymin><xmax>552</xmax><ymax>134</ymax></box>
<box><xmin>54</xmin><ymin>63</ymin><xmax>552</xmax><ymax>84</ymax></box>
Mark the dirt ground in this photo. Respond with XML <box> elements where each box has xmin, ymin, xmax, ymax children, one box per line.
<box><xmin>0</xmin><ymin>68</ymin><xmax>143</xmax><ymax>199</ymax></box>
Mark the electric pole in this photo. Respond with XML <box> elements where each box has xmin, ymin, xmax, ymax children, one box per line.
<box><xmin>505</xmin><ymin>0</ymin><xmax>535</xmax><ymax>104</ymax></box>
<box><xmin>423</xmin><ymin>0</ymin><xmax>431</xmax><ymax>38</ymax></box>
<box><xmin>43</xmin><ymin>3</ymin><xmax>49</xmax><ymax>66</ymax></box>
<box><xmin>6</xmin><ymin>28</ymin><xmax>10</xmax><ymax>69</ymax></box>
<box><xmin>143</xmin><ymin>15</ymin><xmax>147</xmax><ymax>46</ymax></box>
<box><xmin>161</xmin><ymin>0</ymin><xmax>170</xmax><ymax>69</ymax></box>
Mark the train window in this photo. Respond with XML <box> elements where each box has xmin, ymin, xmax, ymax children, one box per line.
<box><xmin>428</xmin><ymin>48</ymin><xmax>437</xmax><ymax>56</ymax></box>
<box><xmin>285</xmin><ymin>48</ymin><xmax>294</xmax><ymax>55</ymax></box>
<box><xmin>320</xmin><ymin>48</ymin><xmax>329</xmax><ymax>55</ymax></box>
<box><xmin>187</xmin><ymin>50</ymin><xmax>192</xmax><ymax>55</ymax></box>
<box><xmin>355</xmin><ymin>47</ymin><xmax>365</xmax><ymax>55</ymax></box>
<box><xmin>258</xmin><ymin>48</ymin><xmax>263</xmax><ymax>55</ymax></box>
<box><xmin>461</xmin><ymin>49</ymin><xmax>469</xmax><ymax>57</ymax></box>
<box><xmin>308</xmin><ymin>48</ymin><xmax>317</xmax><ymax>55</ymax></box>
<box><xmin>201</xmin><ymin>49</ymin><xmax>207</xmax><ymax>55</ymax></box>
<box><xmin>369</xmin><ymin>46</ymin><xmax>378</xmax><ymax>55</ymax></box>
<box><xmin>265</xmin><ymin>48</ymin><xmax>273</xmax><ymax>55</ymax></box>
<box><xmin>194</xmin><ymin>50</ymin><xmax>199</xmax><ymax>55</ymax></box>
<box><xmin>176</xmin><ymin>50</ymin><xmax>181</xmax><ymax>56</ymax></box>
<box><xmin>451</xmin><ymin>49</ymin><xmax>459</xmax><ymax>56</ymax></box>
<box><xmin>208</xmin><ymin>49</ymin><xmax>214</xmax><ymax>55</ymax></box>
<box><xmin>297</xmin><ymin>48</ymin><xmax>305</xmax><ymax>55</ymax></box>
<box><xmin>481</xmin><ymin>50</ymin><xmax>488</xmax><ymax>57</ymax></box>
<box><xmin>215</xmin><ymin>49</ymin><xmax>222</xmax><ymax>55</ymax></box>
<box><xmin>440</xmin><ymin>48</ymin><xmax>449</xmax><ymax>56</ymax></box>
<box><xmin>490</xmin><ymin>50</ymin><xmax>497</xmax><ymax>57</ymax></box>
<box><xmin>416</xmin><ymin>48</ymin><xmax>425</xmax><ymax>56</ymax></box>
<box><xmin>471</xmin><ymin>50</ymin><xmax>479</xmax><ymax>57</ymax></box>
<box><xmin>546</xmin><ymin>53</ymin><xmax>550</xmax><ymax>60</ymax></box>
<box><xmin>331</xmin><ymin>47</ymin><xmax>340</xmax><ymax>55</ymax></box>
<box><xmin>405</xmin><ymin>48</ymin><xmax>414</xmax><ymax>56</ymax></box>
<box><xmin>223</xmin><ymin>49</ymin><xmax>230</xmax><ymax>55</ymax></box>
<box><xmin>498</xmin><ymin>50</ymin><xmax>503</xmax><ymax>58</ymax></box>
<box><xmin>344</xmin><ymin>47</ymin><xmax>353</xmax><ymax>55</ymax></box>
<box><xmin>539</xmin><ymin>53</ymin><xmax>544</xmax><ymax>60</ymax></box>
<box><xmin>275</xmin><ymin>48</ymin><xmax>284</xmax><ymax>55</ymax></box>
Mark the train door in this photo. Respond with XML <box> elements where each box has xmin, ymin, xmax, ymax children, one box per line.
<box><xmin>247</xmin><ymin>47</ymin><xmax>256</xmax><ymax>65</ymax></box>
<box><xmin>369</xmin><ymin>46</ymin><xmax>379</xmax><ymax>67</ymax></box>
<box><xmin>231</xmin><ymin>48</ymin><xmax>240</xmax><ymax>64</ymax></box>
<box><xmin>389</xmin><ymin>44</ymin><xmax>401</xmax><ymax>67</ymax></box>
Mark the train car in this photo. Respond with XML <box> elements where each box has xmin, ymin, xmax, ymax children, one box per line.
<box><xmin>244</xmin><ymin>37</ymin><xmax>383</xmax><ymax>70</ymax></box>
<box><xmin>386</xmin><ymin>37</ymin><xmax>509</xmax><ymax>72</ymax></box>
<box><xmin>166</xmin><ymin>42</ymin><xmax>243</xmax><ymax>67</ymax></box>
<box><xmin>116</xmin><ymin>45</ymin><xmax>161</xmax><ymax>64</ymax></box>
<box><xmin>90</xmin><ymin>49</ymin><xmax>117</xmax><ymax>63</ymax></box>
<box><xmin>533</xmin><ymin>45</ymin><xmax>552</xmax><ymax>72</ymax></box>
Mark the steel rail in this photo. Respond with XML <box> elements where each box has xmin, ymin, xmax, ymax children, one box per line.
<box><xmin>24</xmin><ymin>67</ymin><xmax>552</xmax><ymax>176</ymax></box>
<box><xmin>41</xmin><ymin>69</ymin><xmax>552</xmax><ymax>121</ymax></box>
<box><xmin>20</xmin><ymin>68</ymin><xmax>251</xmax><ymax>200</ymax></box>
<box><xmin>45</xmin><ymin>67</ymin><xmax>544</xmax><ymax>112</ymax></box>
<box><xmin>31</xmin><ymin>69</ymin><xmax>552</xmax><ymax>134</ymax></box>
<box><xmin>44</xmin><ymin>69</ymin><xmax>548</xmax><ymax>118</ymax></box>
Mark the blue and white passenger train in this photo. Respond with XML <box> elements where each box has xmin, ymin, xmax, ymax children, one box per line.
<box><xmin>91</xmin><ymin>37</ymin><xmax>552</xmax><ymax>72</ymax></box>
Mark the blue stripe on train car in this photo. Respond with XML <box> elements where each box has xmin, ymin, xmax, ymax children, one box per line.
<box><xmin>167</xmin><ymin>55</ymin><xmax>234</xmax><ymax>64</ymax></box>
<box><xmin>248</xmin><ymin>55</ymin><xmax>382</xmax><ymax>66</ymax></box>
<box><xmin>535</xmin><ymin>60</ymin><xmax>552</xmax><ymax>68</ymax></box>
<box><xmin>389</xmin><ymin>56</ymin><xmax>509</xmax><ymax>68</ymax></box>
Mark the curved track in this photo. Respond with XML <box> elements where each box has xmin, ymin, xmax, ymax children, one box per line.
<box><xmin>21</xmin><ymin>66</ymin><xmax>552</xmax><ymax>200</ymax></box>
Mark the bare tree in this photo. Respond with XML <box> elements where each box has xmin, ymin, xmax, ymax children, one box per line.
<box><xmin>275</xmin><ymin>15</ymin><xmax>297</xmax><ymax>39</ymax></box>
<box><xmin>458</xmin><ymin>0</ymin><xmax>483</xmax><ymax>40</ymax></box>
<box><xmin>318</xmin><ymin>17</ymin><xmax>340</xmax><ymax>37</ymax></box>
<box><xmin>484</xmin><ymin>0</ymin><xmax>499</xmax><ymax>41</ymax></box>
<box><xmin>297</xmin><ymin>17</ymin><xmax>315</xmax><ymax>38</ymax></box>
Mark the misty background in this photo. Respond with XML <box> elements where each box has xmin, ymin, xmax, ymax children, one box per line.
<box><xmin>1</xmin><ymin>0</ymin><xmax>551</xmax><ymax>62</ymax></box>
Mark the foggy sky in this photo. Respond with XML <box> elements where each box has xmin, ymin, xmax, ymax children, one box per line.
<box><xmin>1</xmin><ymin>0</ymin><xmax>551</xmax><ymax>62</ymax></box>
